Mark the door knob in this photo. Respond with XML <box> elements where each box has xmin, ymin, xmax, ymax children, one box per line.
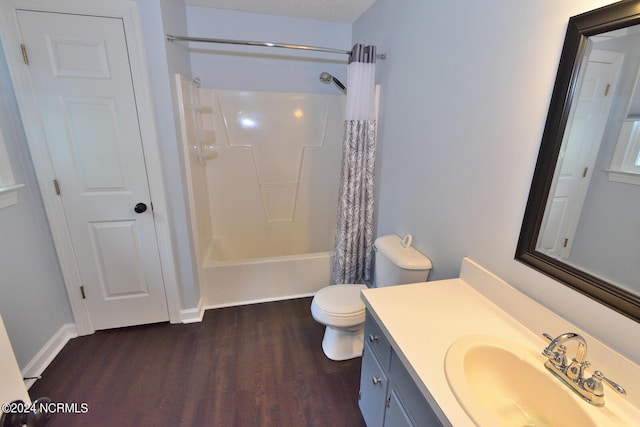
<box><xmin>134</xmin><ymin>202</ymin><xmax>147</xmax><ymax>213</ymax></box>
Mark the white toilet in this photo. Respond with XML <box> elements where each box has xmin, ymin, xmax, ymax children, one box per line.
<box><xmin>311</xmin><ymin>234</ymin><xmax>432</xmax><ymax>360</ymax></box>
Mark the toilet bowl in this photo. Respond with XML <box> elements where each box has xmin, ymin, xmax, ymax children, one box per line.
<box><xmin>311</xmin><ymin>234</ymin><xmax>432</xmax><ymax>361</ymax></box>
<box><xmin>310</xmin><ymin>284</ymin><xmax>368</xmax><ymax>361</ymax></box>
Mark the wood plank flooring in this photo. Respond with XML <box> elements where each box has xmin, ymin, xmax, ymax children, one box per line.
<box><xmin>28</xmin><ymin>297</ymin><xmax>366</xmax><ymax>427</ymax></box>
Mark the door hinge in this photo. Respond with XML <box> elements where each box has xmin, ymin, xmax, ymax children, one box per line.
<box><xmin>605</xmin><ymin>83</ymin><xmax>611</xmax><ymax>96</ymax></box>
<box><xmin>563</xmin><ymin>238</ymin><xmax>569</xmax><ymax>248</ymax></box>
<box><xmin>582</xmin><ymin>167</ymin><xmax>588</xmax><ymax>178</ymax></box>
<box><xmin>80</xmin><ymin>286</ymin><xmax>86</xmax><ymax>299</ymax></box>
<box><xmin>20</xmin><ymin>44</ymin><xmax>29</xmax><ymax>65</ymax></box>
<box><xmin>53</xmin><ymin>179</ymin><xmax>61</xmax><ymax>195</ymax></box>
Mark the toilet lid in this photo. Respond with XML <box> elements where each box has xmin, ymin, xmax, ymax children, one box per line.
<box><xmin>314</xmin><ymin>284</ymin><xmax>367</xmax><ymax>315</ymax></box>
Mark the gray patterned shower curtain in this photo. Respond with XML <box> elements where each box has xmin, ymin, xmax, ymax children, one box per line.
<box><xmin>331</xmin><ymin>44</ymin><xmax>377</xmax><ymax>284</ymax></box>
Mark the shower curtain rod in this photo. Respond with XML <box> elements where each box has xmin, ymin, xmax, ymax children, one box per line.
<box><xmin>166</xmin><ymin>34</ymin><xmax>387</xmax><ymax>60</ymax></box>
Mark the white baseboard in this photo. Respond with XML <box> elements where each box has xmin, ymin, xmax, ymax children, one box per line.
<box><xmin>204</xmin><ymin>292</ymin><xmax>316</xmax><ymax>311</ymax></box>
<box><xmin>180</xmin><ymin>298</ymin><xmax>204</xmax><ymax>324</ymax></box>
<box><xmin>22</xmin><ymin>323</ymin><xmax>78</xmax><ymax>389</ymax></box>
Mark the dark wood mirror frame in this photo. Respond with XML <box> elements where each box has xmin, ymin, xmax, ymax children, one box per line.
<box><xmin>516</xmin><ymin>0</ymin><xmax>640</xmax><ymax>323</ymax></box>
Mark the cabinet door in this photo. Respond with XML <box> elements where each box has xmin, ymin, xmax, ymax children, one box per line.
<box><xmin>390</xmin><ymin>352</ymin><xmax>444</xmax><ymax>426</ymax></box>
<box><xmin>359</xmin><ymin>342</ymin><xmax>388</xmax><ymax>426</ymax></box>
<box><xmin>384</xmin><ymin>389</ymin><xmax>413</xmax><ymax>427</ymax></box>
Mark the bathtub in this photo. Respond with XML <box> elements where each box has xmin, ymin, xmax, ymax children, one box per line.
<box><xmin>200</xmin><ymin>245</ymin><xmax>333</xmax><ymax>308</ymax></box>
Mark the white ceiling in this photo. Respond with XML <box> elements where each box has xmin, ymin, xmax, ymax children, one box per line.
<box><xmin>184</xmin><ymin>0</ymin><xmax>376</xmax><ymax>23</ymax></box>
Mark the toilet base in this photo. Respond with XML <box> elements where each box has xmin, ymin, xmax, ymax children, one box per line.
<box><xmin>321</xmin><ymin>323</ymin><xmax>365</xmax><ymax>361</ymax></box>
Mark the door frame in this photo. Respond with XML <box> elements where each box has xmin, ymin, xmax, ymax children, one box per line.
<box><xmin>0</xmin><ymin>0</ymin><xmax>182</xmax><ymax>334</ymax></box>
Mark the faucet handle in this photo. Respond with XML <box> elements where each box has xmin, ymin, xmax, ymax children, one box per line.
<box><xmin>541</xmin><ymin>333</ymin><xmax>555</xmax><ymax>358</ymax></box>
<box><xmin>550</xmin><ymin>344</ymin><xmax>568</xmax><ymax>368</ymax></box>
<box><xmin>593</xmin><ymin>371</ymin><xmax>627</xmax><ymax>394</ymax></box>
<box><xmin>586</xmin><ymin>371</ymin><xmax>626</xmax><ymax>395</ymax></box>
<box><xmin>541</xmin><ymin>333</ymin><xmax>568</xmax><ymax>368</ymax></box>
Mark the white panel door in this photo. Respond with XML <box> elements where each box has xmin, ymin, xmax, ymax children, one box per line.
<box><xmin>16</xmin><ymin>10</ymin><xmax>168</xmax><ymax>329</ymax></box>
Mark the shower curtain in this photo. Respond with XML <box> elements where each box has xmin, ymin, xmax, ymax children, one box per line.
<box><xmin>332</xmin><ymin>44</ymin><xmax>378</xmax><ymax>284</ymax></box>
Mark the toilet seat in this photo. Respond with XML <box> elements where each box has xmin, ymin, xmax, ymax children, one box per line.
<box><xmin>311</xmin><ymin>284</ymin><xmax>367</xmax><ymax>327</ymax></box>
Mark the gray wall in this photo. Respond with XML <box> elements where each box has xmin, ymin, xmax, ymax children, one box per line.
<box><xmin>138</xmin><ymin>0</ymin><xmax>199</xmax><ymax>310</ymax></box>
<box><xmin>354</xmin><ymin>0</ymin><xmax>640</xmax><ymax>363</ymax></box>
<box><xmin>186</xmin><ymin>7</ymin><xmax>352</xmax><ymax>93</ymax></box>
<box><xmin>0</xmin><ymin>43</ymin><xmax>73</xmax><ymax>367</ymax></box>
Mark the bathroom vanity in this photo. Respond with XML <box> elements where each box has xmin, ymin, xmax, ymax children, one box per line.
<box><xmin>359</xmin><ymin>314</ymin><xmax>443</xmax><ymax>426</ymax></box>
<box><xmin>357</xmin><ymin>258</ymin><xmax>640</xmax><ymax>426</ymax></box>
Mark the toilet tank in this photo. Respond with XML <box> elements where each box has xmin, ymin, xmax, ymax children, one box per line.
<box><xmin>374</xmin><ymin>235</ymin><xmax>432</xmax><ymax>287</ymax></box>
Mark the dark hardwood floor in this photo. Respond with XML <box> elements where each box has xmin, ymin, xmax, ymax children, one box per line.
<box><xmin>28</xmin><ymin>297</ymin><xmax>366</xmax><ymax>427</ymax></box>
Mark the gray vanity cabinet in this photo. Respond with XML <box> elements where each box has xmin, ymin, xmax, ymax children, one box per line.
<box><xmin>359</xmin><ymin>312</ymin><xmax>443</xmax><ymax>427</ymax></box>
<box><xmin>359</xmin><ymin>337</ymin><xmax>388</xmax><ymax>426</ymax></box>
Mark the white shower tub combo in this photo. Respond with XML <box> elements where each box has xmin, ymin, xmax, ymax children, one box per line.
<box><xmin>176</xmin><ymin>75</ymin><xmax>345</xmax><ymax>309</ymax></box>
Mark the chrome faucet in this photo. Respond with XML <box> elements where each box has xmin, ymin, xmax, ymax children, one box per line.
<box><xmin>542</xmin><ymin>332</ymin><xmax>588</xmax><ymax>380</ymax></box>
<box><xmin>541</xmin><ymin>332</ymin><xmax>626</xmax><ymax>406</ymax></box>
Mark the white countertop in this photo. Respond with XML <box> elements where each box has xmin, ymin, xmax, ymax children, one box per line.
<box><xmin>360</xmin><ymin>258</ymin><xmax>640</xmax><ymax>426</ymax></box>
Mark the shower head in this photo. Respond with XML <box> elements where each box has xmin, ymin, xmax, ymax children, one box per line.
<box><xmin>319</xmin><ymin>72</ymin><xmax>346</xmax><ymax>93</ymax></box>
<box><xmin>319</xmin><ymin>72</ymin><xmax>333</xmax><ymax>84</ymax></box>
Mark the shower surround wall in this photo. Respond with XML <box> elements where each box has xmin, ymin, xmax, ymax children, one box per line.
<box><xmin>176</xmin><ymin>75</ymin><xmax>344</xmax><ymax>307</ymax></box>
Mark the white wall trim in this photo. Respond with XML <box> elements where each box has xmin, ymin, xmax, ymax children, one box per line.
<box><xmin>0</xmin><ymin>0</ymin><xmax>183</xmax><ymax>332</ymax></box>
<box><xmin>607</xmin><ymin>169</ymin><xmax>640</xmax><ymax>186</ymax></box>
<box><xmin>0</xmin><ymin>183</ymin><xmax>24</xmax><ymax>209</ymax></box>
<box><xmin>21</xmin><ymin>323</ymin><xmax>77</xmax><ymax>389</ymax></box>
<box><xmin>180</xmin><ymin>299</ymin><xmax>205</xmax><ymax>324</ymax></box>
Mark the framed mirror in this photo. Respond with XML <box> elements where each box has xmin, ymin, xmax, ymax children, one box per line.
<box><xmin>516</xmin><ymin>0</ymin><xmax>640</xmax><ymax>322</ymax></box>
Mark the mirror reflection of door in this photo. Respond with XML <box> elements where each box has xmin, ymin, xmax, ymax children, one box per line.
<box><xmin>537</xmin><ymin>50</ymin><xmax>623</xmax><ymax>259</ymax></box>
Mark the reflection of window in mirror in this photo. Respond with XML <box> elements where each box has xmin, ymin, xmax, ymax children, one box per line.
<box><xmin>0</xmin><ymin>127</ymin><xmax>23</xmax><ymax>208</ymax></box>
<box><xmin>608</xmin><ymin>45</ymin><xmax>640</xmax><ymax>186</ymax></box>
<box><xmin>609</xmin><ymin>119</ymin><xmax>640</xmax><ymax>184</ymax></box>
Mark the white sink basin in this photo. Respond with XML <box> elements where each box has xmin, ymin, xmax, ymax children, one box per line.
<box><xmin>445</xmin><ymin>335</ymin><xmax>597</xmax><ymax>427</ymax></box>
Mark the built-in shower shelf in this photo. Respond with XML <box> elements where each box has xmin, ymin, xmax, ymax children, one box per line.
<box><xmin>188</xmin><ymin>104</ymin><xmax>212</xmax><ymax>114</ymax></box>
